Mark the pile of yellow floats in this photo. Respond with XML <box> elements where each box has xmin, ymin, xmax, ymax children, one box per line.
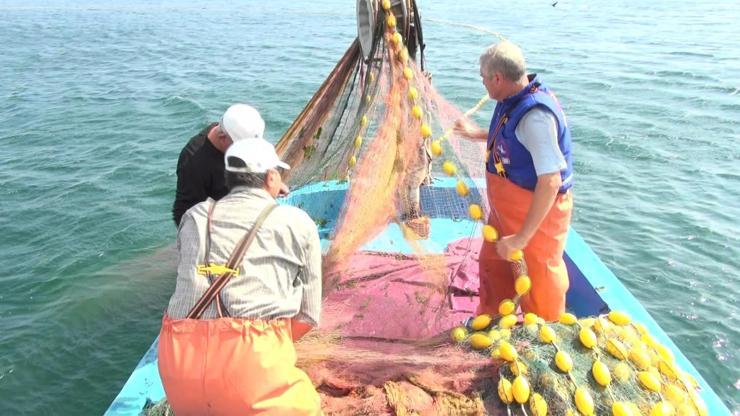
<box><xmin>451</xmin><ymin>306</ymin><xmax>709</xmax><ymax>415</ymax></box>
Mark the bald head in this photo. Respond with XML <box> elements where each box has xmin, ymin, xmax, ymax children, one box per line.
<box><xmin>479</xmin><ymin>41</ymin><xmax>527</xmax><ymax>82</ymax></box>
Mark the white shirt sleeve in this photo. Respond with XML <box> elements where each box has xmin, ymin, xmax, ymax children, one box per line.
<box><xmin>295</xmin><ymin>211</ymin><xmax>323</xmax><ymax>326</ymax></box>
<box><xmin>515</xmin><ymin>107</ymin><xmax>566</xmax><ymax>176</ymax></box>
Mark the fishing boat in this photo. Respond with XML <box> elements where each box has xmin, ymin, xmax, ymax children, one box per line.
<box><xmin>105</xmin><ymin>180</ymin><xmax>731</xmax><ymax>415</ymax></box>
<box><xmin>106</xmin><ymin>1</ymin><xmax>731</xmax><ymax>414</ymax></box>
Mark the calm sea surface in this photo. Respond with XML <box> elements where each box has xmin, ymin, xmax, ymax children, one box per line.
<box><xmin>0</xmin><ymin>0</ymin><xmax>738</xmax><ymax>413</ymax></box>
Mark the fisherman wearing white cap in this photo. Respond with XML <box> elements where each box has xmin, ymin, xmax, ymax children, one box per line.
<box><xmin>159</xmin><ymin>137</ymin><xmax>323</xmax><ymax>414</ymax></box>
<box><xmin>172</xmin><ymin>103</ymin><xmax>272</xmax><ymax>226</ymax></box>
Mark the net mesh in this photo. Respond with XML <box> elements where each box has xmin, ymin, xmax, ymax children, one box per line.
<box><xmin>144</xmin><ymin>2</ymin><xmax>708</xmax><ymax>414</ymax></box>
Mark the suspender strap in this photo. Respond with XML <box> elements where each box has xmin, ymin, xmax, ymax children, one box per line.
<box><xmin>202</xmin><ymin>200</ymin><xmax>229</xmax><ymax>317</ymax></box>
<box><xmin>186</xmin><ymin>203</ymin><xmax>279</xmax><ymax>320</ymax></box>
<box><xmin>487</xmin><ymin>115</ymin><xmax>509</xmax><ymax>177</ymax></box>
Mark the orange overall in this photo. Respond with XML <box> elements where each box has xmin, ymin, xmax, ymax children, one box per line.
<box><xmin>158</xmin><ymin>316</ymin><xmax>321</xmax><ymax>415</ymax></box>
<box><xmin>477</xmin><ymin>172</ymin><xmax>573</xmax><ymax>322</ymax></box>
<box><xmin>157</xmin><ymin>203</ymin><xmax>321</xmax><ymax>415</ymax></box>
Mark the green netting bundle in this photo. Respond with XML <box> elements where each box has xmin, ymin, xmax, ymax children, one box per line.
<box><xmin>450</xmin><ymin>311</ymin><xmax>709</xmax><ymax>416</ymax></box>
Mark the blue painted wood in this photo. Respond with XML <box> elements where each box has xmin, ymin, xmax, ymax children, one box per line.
<box><xmin>105</xmin><ymin>181</ymin><xmax>731</xmax><ymax>415</ymax></box>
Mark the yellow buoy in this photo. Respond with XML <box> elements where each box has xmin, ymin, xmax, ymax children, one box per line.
<box><xmin>403</xmin><ymin>66</ymin><xmax>413</xmax><ymax>80</ymax></box>
<box><xmin>574</xmin><ymin>386</ymin><xmax>595</xmax><ymax>416</ymax></box>
<box><xmin>498</xmin><ymin>377</ymin><xmax>513</xmax><ymax>404</ymax></box>
<box><xmin>539</xmin><ymin>325</ymin><xmax>556</xmax><ymax>343</ymax></box>
<box><xmin>499</xmin><ymin>314</ymin><xmax>517</xmax><ymax>329</ymax></box>
<box><xmin>498</xmin><ymin>299</ymin><xmax>515</xmax><ymax>316</ymax></box>
<box><xmin>606</xmin><ymin>339</ymin><xmax>629</xmax><ymax>360</ymax></box>
<box><xmin>559</xmin><ymin>312</ymin><xmax>578</xmax><ymax>325</ymax></box>
<box><xmin>512</xmin><ymin>375</ymin><xmax>530</xmax><ymax>404</ymax></box>
<box><xmin>663</xmin><ymin>383</ymin><xmax>686</xmax><ymax>406</ymax></box>
<box><xmin>579</xmin><ymin>327</ymin><xmax>597</xmax><ymax>349</ymax></box>
<box><xmin>676</xmin><ymin>403</ymin><xmax>697</xmax><ymax>416</ymax></box>
<box><xmin>510</xmin><ymin>361</ymin><xmax>527</xmax><ymax>376</ymax></box>
<box><xmin>391</xmin><ymin>32</ymin><xmax>403</xmax><ymax>46</ymax></box>
<box><xmin>456</xmin><ymin>180</ymin><xmax>469</xmax><ymax>197</ymax></box>
<box><xmin>608</xmin><ymin>310</ymin><xmax>631</xmax><ymax>326</ymax></box>
<box><xmin>360</xmin><ymin>115</ymin><xmax>368</xmax><ymax>127</ymax></box>
<box><xmin>469</xmin><ymin>332</ymin><xmax>493</xmax><ymax>350</ymax></box>
<box><xmin>354</xmin><ymin>135</ymin><xmax>362</xmax><ymax>148</ymax></box>
<box><xmin>579</xmin><ymin>317</ymin><xmax>596</xmax><ymax>328</ymax></box>
<box><xmin>679</xmin><ymin>370</ymin><xmax>698</xmax><ymax>389</ymax></box>
<box><xmin>482</xmin><ymin>224</ymin><xmax>498</xmax><ymax>242</ymax></box>
<box><xmin>593</xmin><ymin>317</ymin><xmax>610</xmax><ymax>333</ymax></box>
<box><xmin>411</xmin><ymin>105</ymin><xmax>423</xmax><ymax>119</ymax></box>
<box><xmin>612</xmin><ymin>402</ymin><xmax>635</xmax><ymax>416</ymax></box>
<box><xmin>656</xmin><ymin>344</ymin><xmax>675</xmax><ymax>363</ymax></box>
<box><xmin>420</xmin><ymin>123</ymin><xmax>432</xmax><ymax>138</ymax></box>
<box><xmin>499</xmin><ymin>341</ymin><xmax>518</xmax><ymax>362</ymax></box>
<box><xmin>523</xmin><ymin>312</ymin><xmax>538</xmax><ymax>326</ymax></box>
<box><xmin>508</xmin><ymin>249</ymin><xmax>523</xmax><ymax>262</ymax></box>
<box><xmin>629</xmin><ymin>348</ymin><xmax>651</xmax><ymax>370</ymax></box>
<box><xmin>638</xmin><ymin>370</ymin><xmax>662</xmax><ymax>393</ymax></box>
<box><xmin>386</xmin><ymin>14</ymin><xmax>396</xmax><ymax>28</ymax></box>
<box><xmin>659</xmin><ymin>360</ymin><xmax>678</xmax><ymax>381</ymax></box>
<box><xmin>688</xmin><ymin>391</ymin><xmax>708</xmax><ymax>416</ymax></box>
<box><xmin>530</xmin><ymin>392</ymin><xmax>548</xmax><ymax>416</ymax></box>
<box><xmin>613</xmin><ymin>362</ymin><xmax>631</xmax><ymax>382</ymax></box>
<box><xmin>555</xmin><ymin>350</ymin><xmax>573</xmax><ymax>373</ymax></box>
<box><xmin>450</xmin><ymin>326</ymin><xmax>467</xmax><ymax>343</ymax></box>
<box><xmin>442</xmin><ymin>160</ymin><xmax>456</xmax><ymax>176</ymax></box>
<box><xmin>468</xmin><ymin>204</ymin><xmax>483</xmax><ymax>220</ymax></box>
<box><xmin>650</xmin><ymin>402</ymin><xmax>676</xmax><ymax>416</ymax></box>
<box><xmin>382</xmin><ymin>0</ymin><xmax>391</xmax><ymax>10</ymax></box>
<box><xmin>515</xmin><ymin>275</ymin><xmax>531</xmax><ymax>295</ymax></box>
<box><xmin>592</xmin><ymin>360</ymin><xmax>611</xmax><ymax>386</ymax></box>
<box><xmin>408</xmin><ymin>86</ymin><xmax>418</xmax><ymax>101</ymax></box>
<box><xmin>430</xmin><ymin>139</ymin><xmax>442</xmax><ymax>156</ymax></box>
<box><xmin>398</xmin><ymin>47</ymin><xmax>409</xmax><ymax>64</ymax></box>
<box><xmin>471</xmin><ymin>314</ymin><xmax>492</xmax><ymax>331</ymax></box>
<box><xmin>348</xmin><ymin>156</ymin><xmax>357</xmax><ymax>168</ymax></box>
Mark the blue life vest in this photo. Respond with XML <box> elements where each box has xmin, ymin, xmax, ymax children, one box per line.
<box><xmin>486</xmin><ymin>74</ymin><xmax>574</xmax><ymax>193</ymax></box>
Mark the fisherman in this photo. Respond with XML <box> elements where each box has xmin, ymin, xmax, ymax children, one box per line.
<box><xmin>455</xmin><ymin>41</ymin><xmax>574</xmax><ymax>321</ymax></box>
<box><xmin>171</xmin><ymin>103</ymin><xmax>288</xmax><ymax>226</ymax></box>
<box><xmin>158</xmin><ymin>136</ymin><xmax>323</xmax><ymax>414</ymax></box>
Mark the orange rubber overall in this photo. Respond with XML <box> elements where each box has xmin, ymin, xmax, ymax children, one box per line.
<box><xmin>158</xmin><ymin>316</ymin><xmax>321</xmax><ymax>415</ymax></box>
<box><xmin>477</xmin><ymin>172</ymin><xmax>573</xmax><ymax>322</ymax></box>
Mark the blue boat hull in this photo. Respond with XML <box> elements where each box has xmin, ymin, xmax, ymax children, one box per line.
<box><xmin>105</xmin><ymin>179</ymin><xmax>731</xmax><ymax>415</ymax></box>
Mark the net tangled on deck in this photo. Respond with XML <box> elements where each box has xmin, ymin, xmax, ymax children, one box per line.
<box><xmin>145</xmin><ymin>1</ymin><xmax>709</xmax><ymax>414</ymax></box>
<box><xmin>450</xmin><ymin>310</ymin><xmax>709</xmax><ymax>416</ymax></box>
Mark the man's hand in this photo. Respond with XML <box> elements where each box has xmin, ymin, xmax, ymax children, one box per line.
<box><xmin>453</xmin><ymin>118</ymin><xmax>488</xmax><ymax>141</ymax></box>
<box><xmin>496</xmin><ymin>234</ymin><xmax>528</xmax><ymax>260</ymax></box>
<box><xmin>278</xmin><ymin>183</ymin><xmax>290</xmax><ymax>197</ymax></box>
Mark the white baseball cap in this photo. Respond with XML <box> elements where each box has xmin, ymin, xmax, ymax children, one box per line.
<box><xmin>224</xmin><ymin>138</ymin><xmax>290</xmax><ymax>173</ymax></box>
<box><xmin>219</xmin><ymin>103</ymin><xmax>265</xmax><ymax>141</ymax></box>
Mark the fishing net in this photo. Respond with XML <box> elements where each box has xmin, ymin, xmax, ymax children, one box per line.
<box><xmin>452</xmin><ymin>311</ymin><xmax>710</xmax><ymax>416</ymax></box>
<box><xmin>144</xmin><ymin>1</ymin><xmax>709</xmax><ymax>414</ymax></box>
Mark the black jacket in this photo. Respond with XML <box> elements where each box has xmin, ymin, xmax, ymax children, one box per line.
<box><xmin>172</xmin><ymin>123</ymin><xmax>228</xmax><ymax>226</ymax></box>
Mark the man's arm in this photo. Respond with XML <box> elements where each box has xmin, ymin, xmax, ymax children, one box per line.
<box><xmin>291</xmin><ymin>216</ymin><xmax>323</xmax><ymax>341</ymax></box>
<box><xmin>172</xmin><ymin>162</ymin><xmax>207</xmax><ymax>226</ymax></box>
<box><xmin>453</xmin><ymin>118</ymin><xmax>489</xmax><ymax>142</ymax></box>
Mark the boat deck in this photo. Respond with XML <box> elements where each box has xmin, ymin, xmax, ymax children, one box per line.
<box><xmin>105</xmin><ymin>179</ymin><xmax>731</xmax><ymax>415</ymax></box>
